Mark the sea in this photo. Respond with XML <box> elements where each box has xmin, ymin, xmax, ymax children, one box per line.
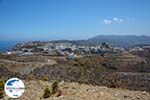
<box><xmin>0</xmin><ymin>41</ymin><xmax>18</xmax><ymax>52</ymax></box>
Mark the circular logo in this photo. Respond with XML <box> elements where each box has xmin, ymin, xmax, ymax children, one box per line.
<box><xmin>4</xmin><ymin>78</ymin><xmax>25</xmax><ymax>98</ymax></box>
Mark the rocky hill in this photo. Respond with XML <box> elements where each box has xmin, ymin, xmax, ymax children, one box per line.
<box><xmin>71</xmin><ymin>35</ymin><xmax>150</xmax><ymax>48</ymax></box>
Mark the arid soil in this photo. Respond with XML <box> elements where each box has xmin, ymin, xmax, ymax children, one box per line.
<box><xmin>2</xmin><ymin>80</ymin><xmax>150</xmax><ymax>100</ymax></box>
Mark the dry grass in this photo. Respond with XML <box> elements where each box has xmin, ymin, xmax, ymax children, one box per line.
<box><xmin>13</xmin><ymin>80</ymin><xmax>150</xmax><ymax>100</ymax></box>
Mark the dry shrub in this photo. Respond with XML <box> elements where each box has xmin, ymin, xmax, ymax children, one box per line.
<box><xmin>43</xmin><ymin>86</ymin><xmax>51</xmax><ymax>98</ymax></box>
<box><xmin>0</xmin><ymin>80</ymin><xmax>4</xmax><ymax>98</ymax></box>
<box><xmin>43</xmin><ymin>80</ymin><xmax>61</xmax><ymax>99</ymax></box>
<box><xmin>40</xmin><ymin>75</ymin><xmax>49</xmax><ymax>81</ymax></box>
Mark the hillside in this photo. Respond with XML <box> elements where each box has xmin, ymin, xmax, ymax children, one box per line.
<box><xmin>0</xmin><ymin>53</ymin><xmax>150</xmax><ymax>92</ymax></box>
<box><xmin>71</xmin><ymin>35</ymin><xmax>150</xmax><ymax>48</ymax></box>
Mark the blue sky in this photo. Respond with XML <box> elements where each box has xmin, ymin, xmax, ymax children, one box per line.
<box><xmin>0</xmin><ymin>0</ymin><xmax>150</xmax><ymax>41</ymax></box>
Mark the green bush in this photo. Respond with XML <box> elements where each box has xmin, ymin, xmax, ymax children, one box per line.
<box><xmin>43</xmin><ymin>86</ymin><xmax>51</xmax><ymax>99</ymax></box>
<box><xmin>43</xmin><ymin>81</ymin><xmax>60</xmax><ymax>99</ymax></box>
<box><xmin>40</xmin><ymin>75</ymin><xmax>49</xmax><ymax>81</ymax></box>
<box><xmin>50</xmin><ymin>80</ymin><xmax>59</xmax><ymax>94</ymax></box>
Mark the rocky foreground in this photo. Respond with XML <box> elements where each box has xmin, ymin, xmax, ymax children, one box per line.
<box><xmin>2</xmin><ymin>80</ymin><xmax>150</xmax><ymax>100</ymax></box>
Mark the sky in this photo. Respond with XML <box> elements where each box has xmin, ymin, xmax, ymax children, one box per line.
<box><xmin>0</xmin><ymin>0</ymin><xmax>150</xmax><ymax>41</ymax></box>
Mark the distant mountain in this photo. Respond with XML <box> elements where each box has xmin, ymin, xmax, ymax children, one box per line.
<box><xmin>71</xmin><ymin>35</ymin><xmax>150</xmax><ymax>48</ymax></box>
<box><xmin>2</xmin><ymin>35</ymin><xmax>150</xmax><ymax>52</ymax></box>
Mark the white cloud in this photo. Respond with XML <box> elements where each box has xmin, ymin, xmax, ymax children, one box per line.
<box><xmin>113</xmin><ymin>17</ymin><xmax>118</xmax><ymax>21</ymax></box>
<box><xmin>104</xmin><ymin>19</ymin><xmax>112</xmax><ymax>24</ymax></box>
<box><xmin>119</xmin><ymin>19</ymin><xmax>123</xmax><ymax>22</ymax></box>
<box><xmin>104</xmin><ymin>17</ymin><xmax>124</xmax><ymax>25</ymax></box>
<box><xmin>113</xmin><ymin>17</ymin><xmax>124</xmax><ymax>23</ymax></box>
